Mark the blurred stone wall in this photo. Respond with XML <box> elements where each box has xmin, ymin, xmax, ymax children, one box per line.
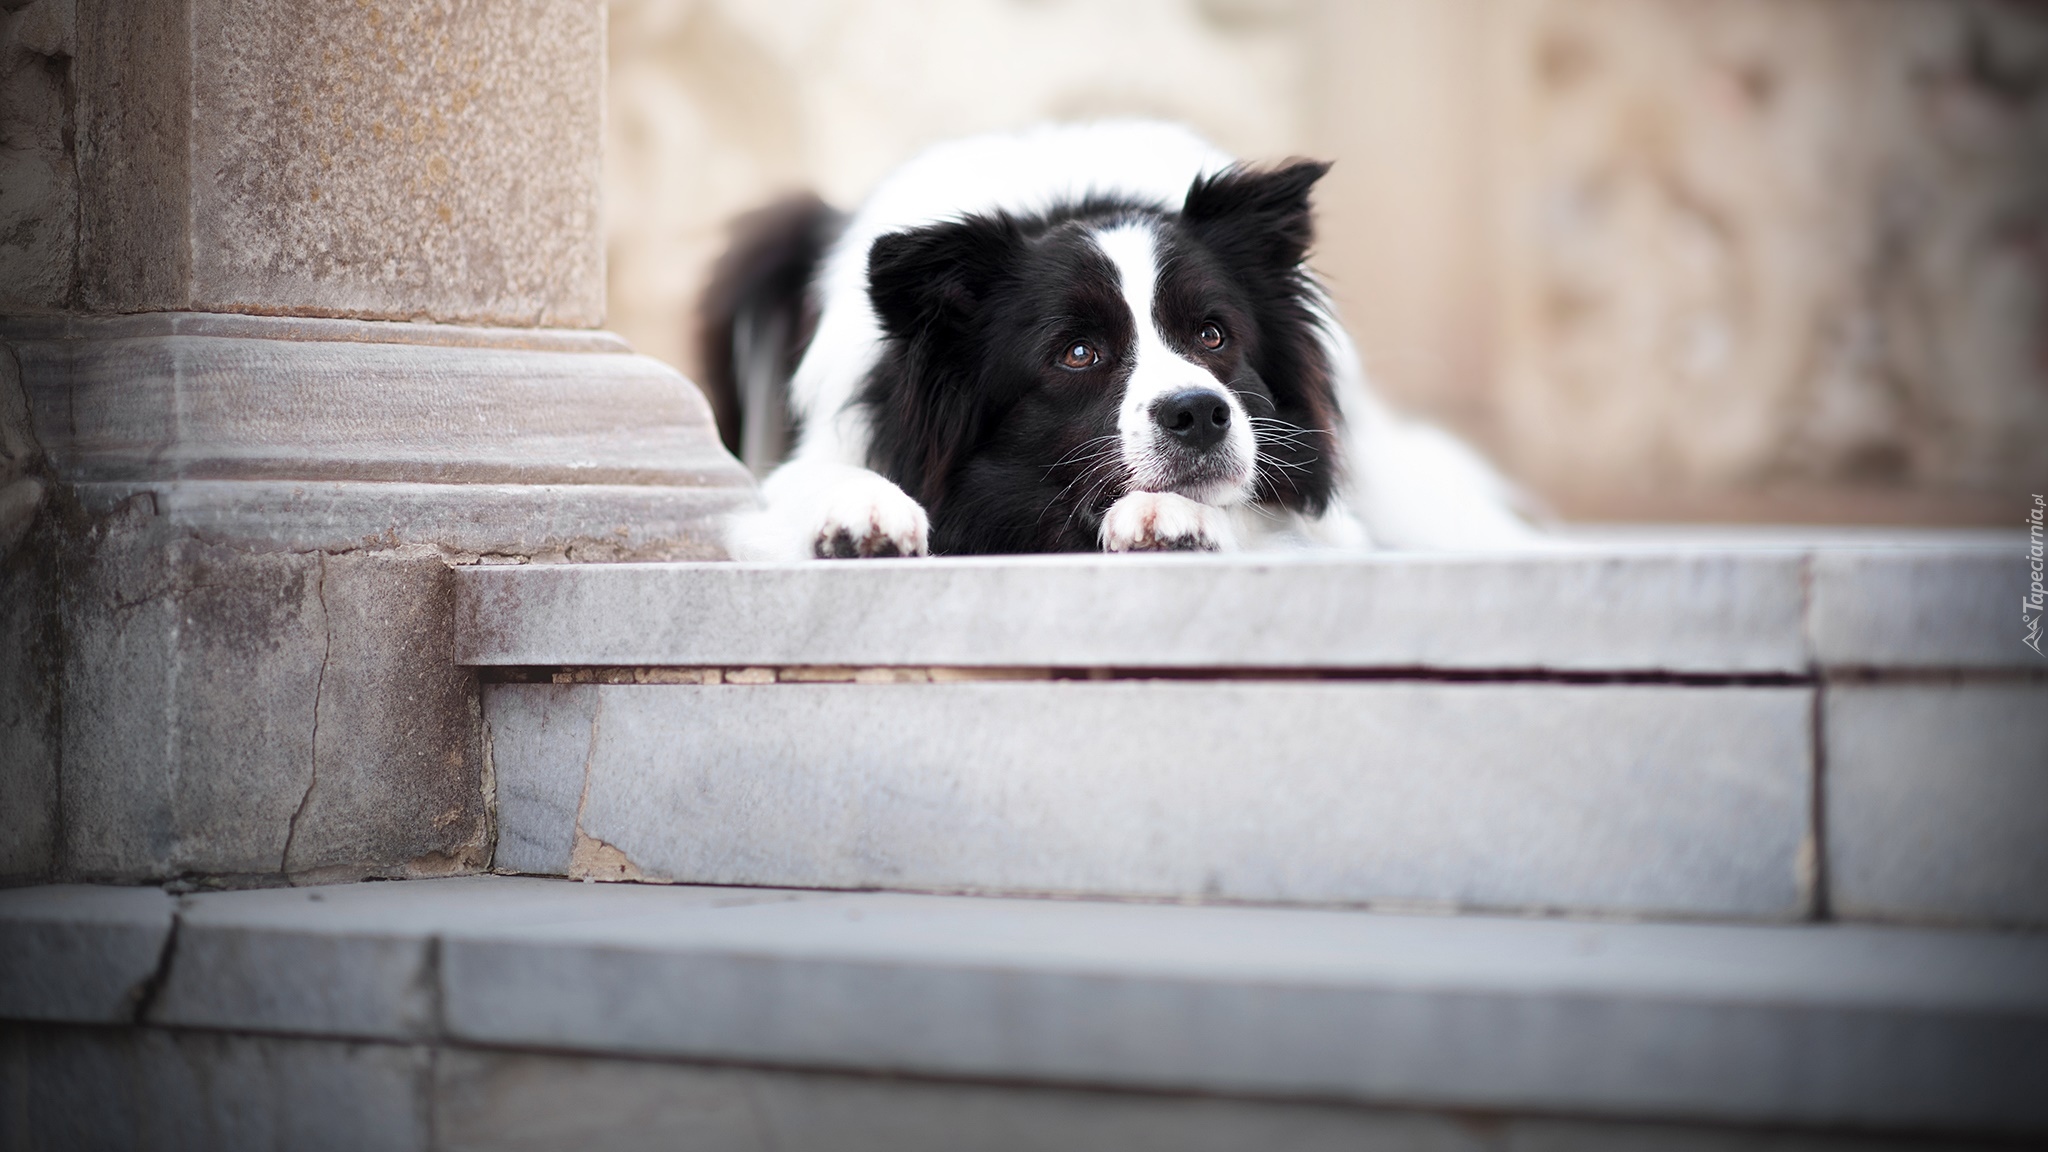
<box><xmin>1487</xmin><ymin>0</ymin><xmax>2048</xmax><ymax>523</ymax></box>
<box><xmin>603</xmin><ymin>0</ymin><xmax>1307</xmax><ymax>374</ymax></box>
<box><xmin>605</xmin><ymin>0</ymin><xmax>2048</xmax><ymax>525</ymax></box>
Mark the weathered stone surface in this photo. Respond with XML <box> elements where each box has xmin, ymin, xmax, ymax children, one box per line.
<box><xmin>58</xmin><ymin>510</ymin><xmax>328</xmax><ymax>879</ymax></box>
<box><xmin>433</xmin><ymin>1047</ymin><xmax>1492</xmax><ymax>1152</ymax></box>
<box><xmin>7</xmin><ymin>1016</ymin><xmax>1970</xmax><ymax>1152</ymax></box>
<box><xmin>6</xmin><ymin>314</ymin><xmax>745</xmax><ymax>488</ymax></box>
<box><xmin>154</xmin><ymin>886</ymin><xmax>438</xmax><ymax>1040</ymax></box>
<box><xmin>457</xmin><ymin>550</ymin><xmax>1811</xmax><ymax>673</ymax></box>
<box><xmin>0</xmin><ymin>344</ymin><xmax>56</xmax><ymax>873</ymax></box>
<box><xmin>1810</xmin><ymin>547</ymin><xmax>2042</xmax><ymax>671</ymax></box>
<box><xmin>0</xmin><ymin>343</ymin><xmax>42</xmax><ymax>535</ymax></box>
<box><xmin>13</xmin><ymin>875</ymin><xmax>2046</xmax><ymax>1135</ymax></box>
<box><xmin>71</xmin><ymin>0</ymin><xmax>188</xmax><ymax>314</ymax></box>
<box><xmin>492</xmin><ymin>681</ymin><xmax>1814</xmax><ymax>919</ymax></box>
<box><xmin>0</xmin><ymin>0</ymin><xmax>76</xmax><ymax>312</ymax></box>
<box><xmin>71</xmin><ymin>0</ymin><xmax>604</xmax><ymax>327</ymax></box>
<box><xmin>0</xmin><ymin>347</ymin><xmax>56</xmax><ymax>881</ymax></box>
<box><xmin>1827</xmin><ymin>683</ymin><xmax>2048</xmax><ymax>927</ymax></box>
<box><xmin>483</xmin><ymin>684</ymin><xmax>597</xmax><ymax>877</ymax></box>
<box><xmin>5</xmin><ymin>313</ymin><xmax>748</xmax><ymax>884</ymax></box>
<box><xmin>433</xmin><ymin>879</ymin><xmax>2048</xmax><ymax>1134</ymax></box>
<box><xmin>5</xmin><ymin>312</ymin><xmax>755</xmax><ymax>557</ymax></box>
<box><xmin>0</xmin><ymin>546</ymin><xmax>57</xmax><ymax>880</ymax></box>
<box><xmin>52</xmin><ymin>503</ymin><xmax>490</xmax><ymax>882</ymax></box>
<box><xmin>2</xmin><ymin>0</ymin><xmax>740</xmax><ymax>896</ymax></box>
<box><xmin>0</xmin><ymin>885</ymin><xmax>172</xmax><ymax>1024</ymax></box>
<box><xmin>86</xmin><ymin>478</ymin><xmax>743</xmax><ymax>558</ymax></box>
<box><xmin>1500</xmin><ymin>1117</ymin><xmax>1983</xmax><ymax>1152</ymax></box>
<box><xmin>434</xmin><ymin>1047</ymin><xmax>1998</xmax><ymax>1152</ymax></box>
<box><xmin>148</xmin><ymin>876</ymin><xmax>758</xmax><ymax>1037</ymax></box>
<box><xmin>0</xmin><ymin>1022</ymin><xmax>431</xmax><ymax>1152</ymax></box>
<box><xmin>281</xmin><ymin>549</ymin><xmax>488</xmax><ymax>880</ymax></box>
<box><xmin>5</xmin><ymin>308</ymin><xmax>752</xmax><ymax>883</ymax></box>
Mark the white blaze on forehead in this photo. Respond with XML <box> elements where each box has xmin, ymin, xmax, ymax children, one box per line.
<box><xmin>1090</xmin><ymin>223</ymin><xmax>1165</xmax><ymax>369</ymax></box>
<box><xmin>1090</xmin><ymin>221</ymin><xmax>1258</xmax><ymax>503</ymax></box>
<box><xmin>1091</xmin><ymin>222</ymin><xmax>1209</xmax><ymax>417</ymax></box>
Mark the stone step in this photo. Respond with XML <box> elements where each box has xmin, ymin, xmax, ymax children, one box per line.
<box><xmin>455</xmin><ymin>544</ymin><xmax>2026</xmax><ymax>675</ymax></box>
<box><xmin>5</xmin><ymin>876</ymin><xmax>2044</xmax><ymax>1144</ymax></box>
<box><xmin>485</xmin><ymin>679</ymin><xmax>1820</xmax><ymax>920</ymax></box>
<box><xmin>458</xmin><ymin>546</ymin><xmax>2047</xmax><ymax>927</ymax></box>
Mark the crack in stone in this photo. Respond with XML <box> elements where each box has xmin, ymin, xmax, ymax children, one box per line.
<box><xmin>127</xmin><ymin>900</ymin><xmax>184</xmax><ymax>1024</ymax></box>
<box><xmin>476</xmin><ymin>690</ymin><xmax>499</xmax><ymax>873</ymax></box>
<box><xmin>563</xmin><ymin>692</ymin><xmax>641</xmax><ymax>880</ymax></box>
<box><xmin>1796</xmin><ymin>552</ymin><xmax>1830</xmax><ymax>922</ymax></box>
<box><xmin>281</xmin><ymin>553</ymin><xmax>332</xmax><ymax>878</ymax></box>
<box><xmin>420</xmin><ymin>934</ymin><xmax>447</xmax><ymax>1044</ymax></box>
<box><xmin>1807</xmin><ymin>680</ymin><xmax>1832</xmax><ymax>922</ymax></box>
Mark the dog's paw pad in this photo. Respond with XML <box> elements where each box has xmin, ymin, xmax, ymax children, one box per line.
<box><xmin>813</xmin><ymin>482</ymin><xmax>929</xmax><ymax>559</ymax></box>
<box><xmin>1100</xmin><ymin>491</ymin><xmax>1230</xmax><ymax>552</ymax></box>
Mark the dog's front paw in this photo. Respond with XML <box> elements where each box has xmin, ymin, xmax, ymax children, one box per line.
<box><xmin>814</xmin><ymin>476</ymin><xmax>930</xmax><ymax>558</ymax></box>
<box><xmin>1100</xmin><ymin>491</ymin><xmax>1234</xmax><ymax>552</ymax></box>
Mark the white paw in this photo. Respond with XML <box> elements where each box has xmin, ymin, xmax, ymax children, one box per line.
<box><xmin>814</xmin><ymin>475</ymin><xmax>930</xmax><ymax>558</ymax></box>
<box><xmin>1100</xmin><ymin>491</ymin><xmax>1235</xmax><ymax>553</ymax></box>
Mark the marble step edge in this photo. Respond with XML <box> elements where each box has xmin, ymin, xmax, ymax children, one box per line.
<box><xmin>2</xmin><ymin>877</ymin><xmax>2043</xmax><ymax>1137</ymax></box>
<box><xmin>70</xmin><ymin>479</ymin><xmax>758</xmax><ymax>557</ymax></box>
<box><xmin>454</xmin><ymin>544</ymin><xmax>2041</xmax><ymax>674</ymax></box>
<box><xmin>0</xmin><ymin>310</ymin><xmax>635</xmax><ymax>353</ymax></box>
<box><xmin>11</xmin><ymin>326</ymin><xmax>750</xmax><ymax>490</ymax></box>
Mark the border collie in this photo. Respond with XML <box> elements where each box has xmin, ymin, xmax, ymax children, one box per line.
<box><xmin>700</xmin><ymin>121</ymin><xmax>1538</xmax><ymax>559</ymax></box>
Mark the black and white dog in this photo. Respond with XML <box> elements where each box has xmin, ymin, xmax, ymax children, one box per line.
<box><xmin>701</xmin><ymin>122</ymin><xmax>1537</xmax><ymax>559</ymax></box>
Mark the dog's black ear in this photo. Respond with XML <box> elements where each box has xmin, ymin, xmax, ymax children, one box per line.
<box><xmin>867</xmin><ymin>215</ymin><xmax>1023</xmax><ymax>340</ymax></box>
<box><xmin>1180</xmin><ymin>160</ymin><xmax>1331</xmax><ymax>273</ymax></box>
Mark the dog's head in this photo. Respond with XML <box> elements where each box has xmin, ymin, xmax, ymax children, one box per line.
<box><xmin>861</xmin><ymin>161</ymin><xmax>1341</xmax><ymax>554</ymax></box>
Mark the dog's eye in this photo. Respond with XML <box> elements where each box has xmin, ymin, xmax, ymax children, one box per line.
<box><xmin>1059</xmin><ymin>342</ymin><xmax>1098</xmax><ymax>369</ymax></box>
<box><xmin>1198</xmin><ymin>322</ymin><xmax>1226</xmax><ymax>350</ymax></box>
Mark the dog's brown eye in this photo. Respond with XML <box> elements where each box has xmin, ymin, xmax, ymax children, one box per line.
<box><xmin>1059</xmin><ymin>342</ymin><xmax>1097</xmax><ymax>369</ymax></box>
<box><xmin>1199</xmin><ymin>322</ymin><xmax>1226</xmax><ymax>350</ymax></box>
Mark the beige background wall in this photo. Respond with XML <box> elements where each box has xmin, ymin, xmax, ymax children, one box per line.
<box><xmin>598</xmin><ymin>0</ymin><xmax>2046</xmax><ymax>524</ymax></box>
<box><xmin>604</xmin><ymin>0</ymin><xmax>1308</xmax><ymax>374</ymax></box>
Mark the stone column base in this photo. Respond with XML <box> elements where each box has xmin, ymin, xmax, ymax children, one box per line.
<box><xmin>1</xmin><ymin>313</ymin><xmax>755</xmax><ymax>884</ymax></box>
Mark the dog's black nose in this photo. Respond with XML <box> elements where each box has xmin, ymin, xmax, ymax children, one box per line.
<box><xmin>1152</xmin><ymin>389</ymin><xmax>1232</xmax><ymax>451</ymax></box>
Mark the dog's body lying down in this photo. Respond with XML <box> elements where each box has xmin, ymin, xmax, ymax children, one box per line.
<box><xmin>700</xmin><ymin>121</ymin><xmax>1539</xmax><ymax>560</ymax></box>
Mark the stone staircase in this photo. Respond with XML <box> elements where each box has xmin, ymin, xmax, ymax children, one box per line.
<box><xmin>464</xmin><ymin>544</ymin><xmax>2038</xmax><ymax>926</ymax></box>
<box><xmin>6</xmin><ymin>539</ymin><xmax>2044</xmax><ymax>1150</ymax></box>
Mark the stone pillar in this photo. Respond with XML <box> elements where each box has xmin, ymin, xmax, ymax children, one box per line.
<box><xmin>0</xmin><ymin>0</ymin><xmax>754</xmax><ymax>883</ymax></box>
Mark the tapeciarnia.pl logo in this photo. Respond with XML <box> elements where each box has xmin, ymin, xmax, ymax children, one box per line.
<box><xmin>2028</xmin><ymin>494</ymin><xmax>2045</xmax><ymax>657</ymax></box>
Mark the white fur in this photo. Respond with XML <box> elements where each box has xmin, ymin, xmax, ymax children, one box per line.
<box><xmin>1092</xmin><ymin>222</ymin><xmax>1257</xmax><ymax>505</ymax></box>
<box><xmin>1101</xmin><ymin>491</ymin><xmax>1236</xmax><ymax>552</ymax></box>
<box><xmin>727</xmin><ymin>462</ymin><xmax>928</xmax><ymax>560</ymax></box>
<box><xmin>726</xmin><ymin>120</ymin><xmax>1545</xmax><ymax>560</ymax></box>
<box><xmin>1314</xmin><ymin>315</ymin><xmax>1546</xmax><ymax>550</ymax></box>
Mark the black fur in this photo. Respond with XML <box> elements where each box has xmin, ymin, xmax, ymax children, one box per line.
<box><xmin>698</xmin><ymin>162</ymin><xmax>1341</xmax><ymax>555</ymax></box>
<box><xmin>861</xmin><ymin>163</ymin><xmax>1339</xmax><ymax>555</ymax></box>
<box><xmin>695</xmin><ymin>193</ymin><xmax>845</xmax><ymax>461</ymax></box>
